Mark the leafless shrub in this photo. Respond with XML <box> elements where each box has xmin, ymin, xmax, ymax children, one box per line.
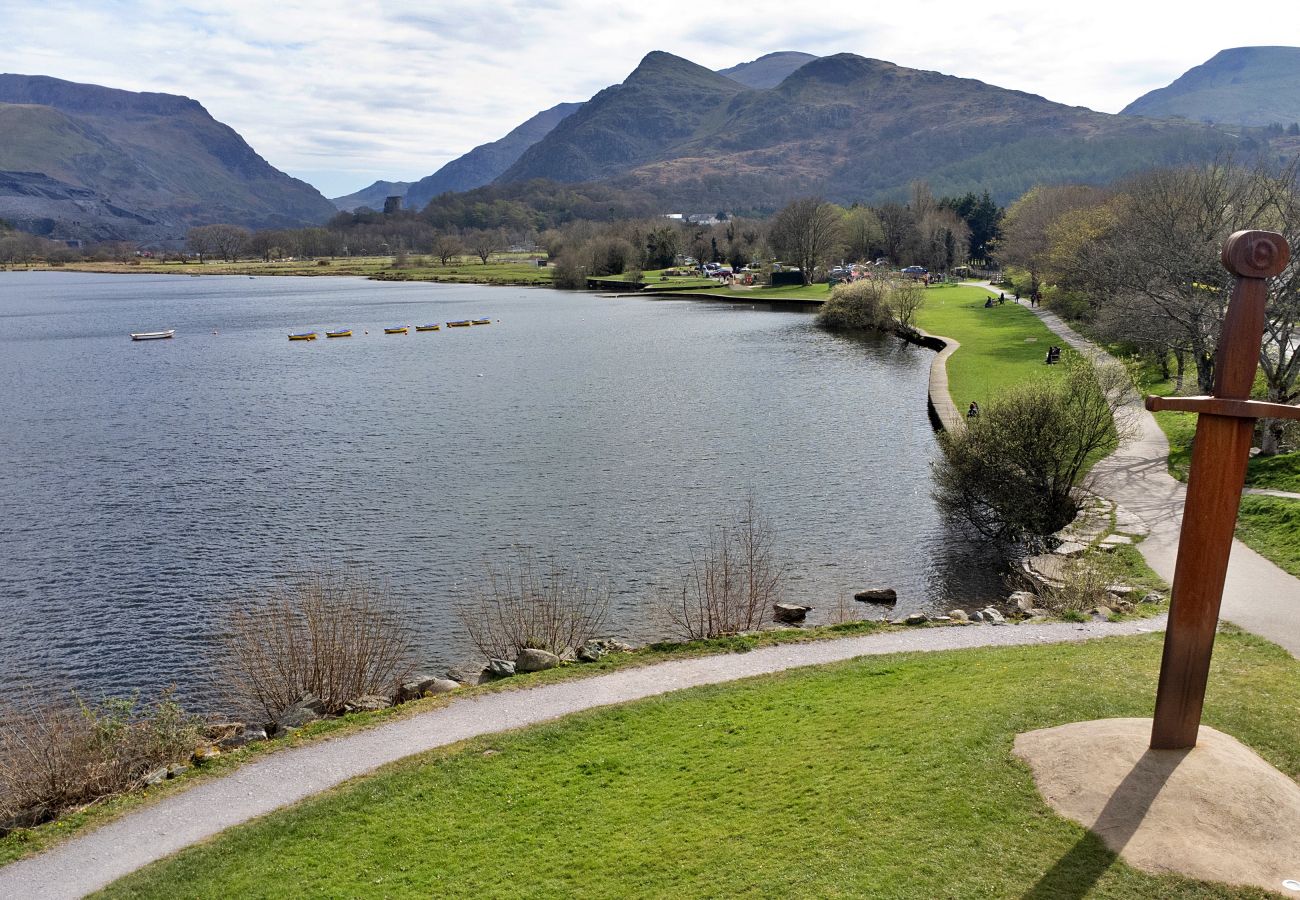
<box><xmin>0</xmin><ymin>689</ymin><xmax>201</xmax><ymax>830</ymax></box>
<box><xmin>455</xmin><ymin>552</ymin><xmax>610</xmax><ymax>661</ymax></box>
<box><xmin>662</xmin><ymin>499</ymin><xmax>787</xmax><ymax>640</ymax></box>
<box><xmin>216</xmin><ymin>571</ymin><xmax>416</xmax><ymax>721</ymax></box>
<box><xmin>1031</xmin><ymin>555</ymin><xmax>1121</xmax><ymax>614</ymax></box>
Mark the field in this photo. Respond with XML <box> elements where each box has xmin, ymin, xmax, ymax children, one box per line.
<box><xmin>100</xmin><ymin>631</ymin><xmax>1296</xmax><ymax>898</ymax></box>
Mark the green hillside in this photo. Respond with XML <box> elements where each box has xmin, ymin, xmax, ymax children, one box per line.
<box><xmin>1122</xmin><ymin>46</ymin><xmax>1300</xmax><ymax>126</ymax></box>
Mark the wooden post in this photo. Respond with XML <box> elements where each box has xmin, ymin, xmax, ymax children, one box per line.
<box><xmin>1148</xmin><ymin>230</ymin><xmax>1291</xmax><ymax>749</ymax></box>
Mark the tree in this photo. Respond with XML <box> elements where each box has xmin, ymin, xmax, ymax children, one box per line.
<box><xmin>432</xmin><ymin>233</ymin><xmax>464</xmax><ymax>266</ymax></box>
<box><xmin>997</xmin><ymin>185</ymin><xmax>1101</xmax><ymax>298</ymax></box>
<box><xmin>467</xmin><ymin>229</ymin><xmax>506</xmax><ymax>264</ymax></box>
<box><xmin>933</xmin><ymin>356</ymin><xmax>1135</xmax><ymax>547</ymax></box>
<box><xmin>768</xmin><ymin>197</ymin><xmax>843</xmax><ymax>285</ymax></box>
<box><xmin>841</xmin><ymin>206</ymin><xmax>884</xmax><ymax>262</ymax></box>
<box><xmin>876</xmin><ymin>202</ymin><xmax>919</xmax><ymax>264</ymax></box>
<box><xmin>940</xmin><ymin>191</ymin><xmax>1003</xmax><ymax>263</ymax></box>
<box><xmin>644</xmin><ymin>225</ymin><xmax>681</xmax><ymax>268</ymax></box>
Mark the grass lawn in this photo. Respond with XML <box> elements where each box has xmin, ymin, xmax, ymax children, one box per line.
<box><xmin>914</xmin><ymin>284</ymin><xmax>1069</xmax><ymax>410</ymax></box>
<box><xmin>98</xmin><ymin>631</ymin><xmax>1295</xmax><ymax>899</ymax></box>
<box><xmin>1235</xmin><ymin>495</ymin><xmax>1300</xmax><ymax>577</ymax></box>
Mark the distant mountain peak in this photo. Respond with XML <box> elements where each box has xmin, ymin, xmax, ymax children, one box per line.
<box><xmin>1121</xmin><ymin>46</ymin><xmax>1300</xmax><ymax>125</ymax></box>
<box><xmin>716</xmin><ymin>51</ymin><xmax>819</xmax><ymax>89</ymax></box>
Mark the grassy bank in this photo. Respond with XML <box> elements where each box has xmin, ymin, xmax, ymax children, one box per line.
<box><xmin>0</xmin><ymin>620</ymin><xmax>890</xmax><ymax>867</ymax></box>
<box><xmin>15</xmin><ymin>255</ymin><xmax>556</xmax><ymax>286</ymax></box>
<box><xmin>99</xmin><ymin>631</ymin><xmax>1296</xmax><ymax>898</ymax></box>
<box><xmin>913</xmin><ymin>284</ymin><xmax>1070</xmax><ymax>410</ymax></box>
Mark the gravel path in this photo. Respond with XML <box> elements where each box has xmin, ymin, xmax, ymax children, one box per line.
<box><xmin>983</xmin><ymin>288</ymin><xmax>1300</xmax><ymax>658</ymax></box>
<box><xmin>0</xmin><ymin>617</ymin><xmax>1167</xmax><ymax>899</ymax></box>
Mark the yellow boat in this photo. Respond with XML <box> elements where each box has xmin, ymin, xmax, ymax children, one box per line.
<box><xmin>325</xmin><ymin>329</ymin><xmax>352</xmax><ymax>338</ymax></box>
<box><xmin>384</xmin><ymin>326</ymin><xmax>409</xmax><ymax>335</ymax></box>
<box><xmin>288</xmin><ymin>332</ymin><xmax>318</xmax><ymax>341</ymax></box>
<box><xmin>415</xmin><ymin>324</ymin><xmax>440</xmax><ymax>332</ymax></box>
<box><xmin>446</xmin><ymin>320</ymin><xmax>472</xmax><ymax>328</ymax></box>
<box><xmin>471</xmin><ymin>318</ymin><xmax>492</xmax><ymax>325</ymax></box>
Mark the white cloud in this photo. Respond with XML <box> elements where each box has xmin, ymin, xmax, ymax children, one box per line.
<box><xmin>1</xmin><ymin>0</ymin><xmax>1297</xmax><ymax>196</ymax></box>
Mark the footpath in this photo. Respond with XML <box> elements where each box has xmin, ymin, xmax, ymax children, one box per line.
<box><xmin>968</xmin><ymin>282</ymin><xmax>1300</xmax><ymax>658</ymax></box>
<box><xmin>0</xmin><ymin>617</ymin><xmax>1166</xmax><ymax>899</ymax></box>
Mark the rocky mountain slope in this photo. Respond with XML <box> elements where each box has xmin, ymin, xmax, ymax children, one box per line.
<box><xmin>0</xmin><ymin>74</ymin><xmax>335</xmax><ymax>240</ymax></box>
<box><xmin>487</xmin><ymin>52</ymin><xmax>1243</xmax><ymax>208</ymax></box>
<box><xmin>403</xmin><ymin>102</ymin><xmax>582</xmax><ymax>210</ymax></box>
<box><xmin>1122</xmin><ymin>46</ymin><xmax>1300</xmax><ymax>126</ymax></box>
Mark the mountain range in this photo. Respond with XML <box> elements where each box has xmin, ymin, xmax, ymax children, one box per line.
<box><xmin>1121</xmin><ymin>47</ymin><xmax>1300</xmax><ymax>126</ymax></box>
<box><xmin>0</xmin><ymin>74</ymin><xmax>334</xmax><ymax>241</ymax></box>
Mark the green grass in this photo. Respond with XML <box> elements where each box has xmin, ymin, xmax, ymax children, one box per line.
<box><xmin>0</xmin><ymin>619</ymin><xmax>889</xmax><ymax>867</ymax></box>
<box><xmin>914</xmin><ymin>285</ymin><xmax>1071</xmax><ymax>411</ymax></box>
<box><xmin>1235</xmin><ymin>495</ymin><xmax>1300</xmax><ymax>577</ymax></box>
<box><xmin>98</xmin><ymin>631</ymin><xmax>1295</xmax><ymax>899</ymax></box>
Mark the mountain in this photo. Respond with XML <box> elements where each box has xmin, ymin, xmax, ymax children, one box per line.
<box><xmin>499</xmin><ymin>52</ymin><xmax>750</xmax><ymax>185</ymax></box>
<box><xmin>0</xmin><ymin>74</ymin><xmax>335</xmax><ymax>240</ymax></box>
<box><xmin>1121</xmin><ymin>46</ymin><xmax>1300</xmax><ymax>126</ymax></box>
<box><xmin>717</xmin><ymin>51</ymin><xmax>819</xmax><ymax>89</ymax></box>
<box><xmin>403</xmin><ymin>102</ymin><xmax>582</xmax><ymax>210</ymax></box>
<box><xmin>331</xmin><ymin>180</ymin><xmax>413</xmax><ymax>212</ymax></box>
<box><xmin>491</xmin><ymin>51</ymin><xmax>1246</xmax><ymax>208</ymax></box>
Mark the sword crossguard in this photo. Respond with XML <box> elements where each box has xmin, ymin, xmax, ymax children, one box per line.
<box><xmin>1145</xmin><ymin>395</ymin><xmax>1300</xmax><ymax>421</ymax></box>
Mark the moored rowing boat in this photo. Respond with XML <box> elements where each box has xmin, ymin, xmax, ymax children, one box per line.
<box><xmin>130</xmin><ymin>330</ymin><xmax>175</xmax><ymax>341</ymax></box>
<box><xmin>325</xmin><ymin>329</ymin><xmax>352</xmax><ymax>338</ymax></box>
<box><xmin>384</xmin><ymin>326</ymin><xmax>409</xmax><ymax>335</ymax></box>
<box><xmin>288</xmin><ymin>332</ymin><xmax>318</xmax><ymax>341</ymax></box>
<box><xmin>415</xmin><ymin>324</ymin><xmax>440</xmax><ymax>332</ymax></box>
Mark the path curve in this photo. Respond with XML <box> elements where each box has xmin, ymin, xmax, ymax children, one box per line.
<box><xmin>1</xmin><ymin>617</ymin><xmax>1165</xmax><ymax>899</ymax></box>
<box><xmin>964</xmin><ymin>283</ymin><xmax>1300</xmax><ymax>658</ymax></box>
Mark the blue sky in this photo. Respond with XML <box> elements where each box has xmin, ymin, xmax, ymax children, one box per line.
<box><xmin>1</xmin><ymin>0</ymin><xmax>1297</xmax><ymax>197</ymax></box>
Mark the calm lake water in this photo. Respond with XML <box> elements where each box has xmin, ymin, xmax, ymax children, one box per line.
<box><xmin>0</xmin><ymin>272</ymin><xmax>993</xmax><ymax>706</ymax></box>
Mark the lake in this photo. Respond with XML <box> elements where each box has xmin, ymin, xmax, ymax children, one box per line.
<box><xmin>0</xmin><ymin>271</ymin><xmax>992</xmax><ymax>706</ymax></box>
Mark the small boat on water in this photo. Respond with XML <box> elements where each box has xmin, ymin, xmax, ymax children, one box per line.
<box><xmin>130</xmin><ymin>330</ymin><xmax>175</xmax><ymax>341</ymax></box>
<box><xmin>325</xmin><ymin>329</ymin><xmax>352</xmax><ymax>338</ymax></box>
<box><xmin>446</xmin><ymin>320</ymin><xmax>473</xmax><ymax>328</ymax></box>
<box><xmin>384</xmin><ymin>326</ymin><xmax>409</xmax><ymax>335</ymax></box>
<box><xmin>288</xmin><ymin>332</ymin><xmax>318</xmax><ymax>341</ymax></box>
<box><xmin>471</xmin><ymin>318</ymin><xmax>492</xmax><ymax>325</ymax></box>
<box><xmin>415</xmin><ymin>324</ymin><xmax>440</xmax><ymax>332</ymax></box>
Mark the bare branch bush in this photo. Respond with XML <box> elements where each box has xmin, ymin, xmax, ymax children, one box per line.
<box><xmin>0</xmin><ymin>689</ymin><xmax>200</xmax><ymax>830</ymax></box>
<box><xmin>455</xmin><ymin>552</ymin><xmax>610</xmax><ymax>661</ymax></box>
<box><xmin>661</xmin><ymin>500</ymin><xmax>787</xmax><ymax>640</ymax></box>
<box><xmin>1031</xmin><ymin>555</ymin><xmax>1122</xmax><ymax>614</ymax></box>
<box><xmin>216</xmin><ymin>571</ymin><xmax>416</xmax><ymax>721</ymax></box>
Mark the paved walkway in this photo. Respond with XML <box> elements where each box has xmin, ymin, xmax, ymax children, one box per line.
<box><xmin>966</xmin><ymin>283</ymin><xmax>1300</xmax><ymax>658</ymax></box>
<box><xmin>0</xmin><ymin>617</ymin><xmax>1167</xmax><ymax>899</ymax></box>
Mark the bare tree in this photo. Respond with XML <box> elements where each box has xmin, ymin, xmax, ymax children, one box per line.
<box><xmin>768</xmin><ymin>197</ymin><xmax>844</xmax><ymax>285</ymax></box>
<box><xmin>467</xmin><ymin>229</ymin><xmax>507</xmax><ymax>265</ymax></box>
<box><xmin>186</xmin><ymin>224</ymin><xmax>250</xmax><ymax>262</ymax></box>
<box><xmin>432</xmin><ymin>233</ymin><xmax>465</xmax><ymax>266</ymax></box>
<box><xmin>661</xmin><ymin>499</ymin><xmax>787</xmax><ymax>640</ymax></box>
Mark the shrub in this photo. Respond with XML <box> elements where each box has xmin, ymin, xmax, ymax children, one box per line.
<box><xmin>0</xmin><ymin>689</ymin><xmax>201</xmax><ymax>831</ymax></box>
<box><xmin>215</xmin><ymin>571</ymin><xmax>416</xmax><ymax>720</ymax></box>
<box><xmin>933</xmin><ymin>356</ymin><xmax>1135</xmax><ymax>548</ymax></box>
<box><xmin>1031</xmin><ymin>554</ymin><xmax>1122</xmax><ymax>614</ymax></box>
<box><xmin>455</xmin><ymin>552</ymin><xmax>610</xmax><ymax>661</ymax></box>
<box><xmin>817</xmin><ymin>277</ymin><xmax>924</xmax><ymax>331</ymax></box>
<box><xmin>661</xmin><ymin>499</ymin><xmax>787</xmax><ymax>640</ymax></box>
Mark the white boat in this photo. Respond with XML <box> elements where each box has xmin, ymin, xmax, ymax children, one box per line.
<box><xmin>130</xmin><ymin>330</ymin><xmax>175</xmax><ymax>341</ymax></box>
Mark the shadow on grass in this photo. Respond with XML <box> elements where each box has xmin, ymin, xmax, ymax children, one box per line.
<box><xmin>1023</xmin><ymin>746</ymin><xmax>1189</xmax><ymax>899</ymax></box>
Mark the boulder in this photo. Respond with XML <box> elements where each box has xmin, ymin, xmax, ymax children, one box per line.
<box><xmin>399</xmin><ymin>676</ymin><xmax>462</xmax><ymax>702</ymax></box>
<box><xmin>773</xmin><ymin>603</ymin><xmax>812</xmax><ymax>624</ymax></box>
<box><xmin>1141</xmin><ymin>591</ymin><xmax>1166</xmax><ymax>606</ymax></box>
<box><xmin>980</xmin><ymin>607</ymin><xmax>1007</xmax><ymax>625</ymax></box>
<box><xmin>576</xmin><ymin>642</ymin><xmax>605</xmax><ymax>663</ymax></box>
<box><xmin>515</xmin><ymin>649</ymin><xmax>561</xmax><ymax>673</ymax></box>
<box><xmin>486</xmin><ymin>658</ymin><xmax>516</xmax><ymax>679</ymax></box>
<box><xmin>277</xmin><ymin>698</ymin><xmax>325</xmax><ymax>730</ymax></box>
<box><xmin>1052</xmin><ymin>541</ymin><xmax>1088</xmax><ymax>558</ymax></box>
<box><xmin>191</xmin><ymin>744</ymin><xmax>221</xmax><ymax>763</ymax></box>
<box><xmin>854</xmin><ymin>588</ymin><xmax>897</xmax><ymax>604</ymax></box>
<box><xmin>1088</xmin><ymin>606</ymin><xmax>1114</xmax><ymax>621</ymax></box>
<box><xmin>445</xmin><ymin>665</ymin><xmax>484</xmax><ymax>686</ymax></box>
<box><xmin>1106</xmin><ymin>584</ymin><xmax>1138</xmax><ymax>598</ymax></box>
<box><xmin>344</xmin><ymin>694</ymin><xmax>393</xmax><ymax>713</ymax></box>
<box><xmin>218</xmin><ymin>726</ymin><xmax>267</xmax><ymax>750</ymax></box>
<box><xmin>1029</xmin><ymin>608</ymin><xmax>1052</xmax><ymax>618</ymax></box>
<box><xmin>1009</xmin><ymin>591</ymin><xmax>1039</xmax><ymax>615</ymax></box>
<box><xmin>904</xmin><ymin>613</ymin><xmax>928</xmax><ymax>626</ymax></box>
<box><xmin>948</xmin><ymin>609</ymin><xmax>969</xmax><ymax>623</ymax></box>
